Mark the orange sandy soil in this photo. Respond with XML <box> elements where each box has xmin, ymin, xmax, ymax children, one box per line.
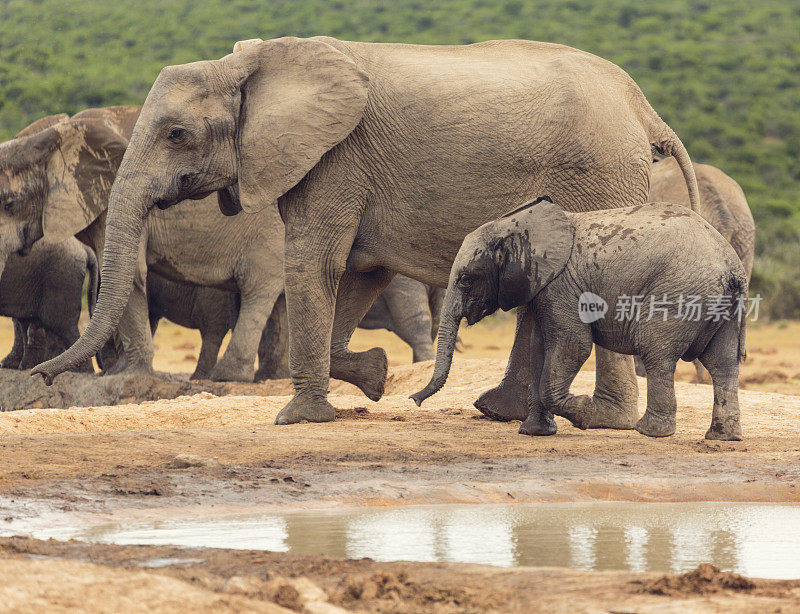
<box><xmin>1</xmin><ymin>316</ymin><xmax>800</xmax><ymax>612</ymax></box>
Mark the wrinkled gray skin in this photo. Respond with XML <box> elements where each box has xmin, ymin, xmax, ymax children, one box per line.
<box><xmin>0</xmin><ymin>238</ymin><xmax>97</xmax><ymax>372</ymax></box>
<box><xmin>413</xmin><ymin>201</ymin><xmax>747</xmax><ymax>441</ymax></box>
<box><xmin>633</xmin><ymin>157</ymin><xmax>755</xmax><ymax>383</ymax></box>
<box><xmin>150</xmin><ymin>271</ymin><xmax>439</xmax><ymax>381</ymax></box>
<box><xmin>32</xmin><ymin>37</ymin><xmax>700</xmax><ymax>426</ymax></box>
<box><xmin>0</xmin><ymin>106</ymin><xmax>287</xmax><ymax>382</ymax></box>
<box><xmin>359</xmin><ymin>276</ymin><xmax>444</xmax><ymax>362</ymax></box>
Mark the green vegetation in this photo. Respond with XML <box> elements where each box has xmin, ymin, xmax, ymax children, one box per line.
<box><xmin>1</xmin><ymin>0</ymin><xmax>798</xmax><ymax>315</ymax></box>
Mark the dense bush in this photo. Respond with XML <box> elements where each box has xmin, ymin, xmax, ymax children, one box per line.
<box><xmin>1</xmin><ymin>0</ymin><xmax>797</xmax><ymax>315</ymax></box>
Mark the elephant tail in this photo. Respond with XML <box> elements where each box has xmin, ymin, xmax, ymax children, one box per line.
<box><xmin>85</xmin><ymin>245</ymin><xmax>99</xmax><ymax>321</ymax></box>
<box><xmin>732</xmin><ymin>275</ymin><xmax>748</xmax><ymax>364</ymax></box>
<box><xmin>636</xmin><ymin>91</ymin><xmax>701</xmax><ymax>211</ymax></box>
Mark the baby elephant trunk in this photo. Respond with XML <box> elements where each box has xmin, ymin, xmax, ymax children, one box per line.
<box><xmin>410</xmin><ymin>293</ymin><xmax>462</xmax><ymax>406</ymax></box>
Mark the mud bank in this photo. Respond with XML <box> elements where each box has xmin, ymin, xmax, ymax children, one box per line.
<box><xmin>2</xmin><ymin>358</ymin><xmax>799</xmax><ymax>611</ymax></box>
<box><xmin>3</xmin><ymin>536</ymin><xmax>800</xmax><ymax>613</ymax></box>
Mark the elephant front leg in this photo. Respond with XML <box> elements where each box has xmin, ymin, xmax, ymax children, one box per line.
<box><xmin>330</xmin><ymin>269</ymin><xmax>394</xmax><ymax>400</ymax></box>
<box><xmin>211</xmin><ymin>284</ymin><xmax>276</xmax><ymax>382</ymax></box>
<box><xmin>191</xmin><ymin>329</ymin><xmax>226</xmax><ymax>380</ymax></box>
<box><xmin>519</xmin><ymin>323</ymin><xmax>556</xmax><ymax>436</ymax></box>
<box><xmin>474</xmin><ymin>304</ymin><xmax>535</xmax><ymax>421</ymax></box>
<box><xmin>536</xmin><ymin>333</ymin><xmax>595</xmax><ymax>432</ymax></box>
<box><xmin>588</xmin><ymin>348</ymin><xmax>639</xmax><ymax>429</ymax></box>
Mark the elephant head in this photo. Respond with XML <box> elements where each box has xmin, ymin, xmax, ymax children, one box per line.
<box><xmin>411</xmin><ymin>198</ymin><xmax>574</xmax><ymax>406</ymax></box>
<box><xmin>32</xmin><ymin>37</ymin><xmax>370</xmax><ymax>382</ymax></box>
<box><xmin>0</xmin><ymin>115</ymin><xmax>126</xmax><ymax>280</ymax></box>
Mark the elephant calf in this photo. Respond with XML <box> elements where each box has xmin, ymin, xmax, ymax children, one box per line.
<box><xmin>412</xmin><ymin>199</ymin><xmax>748</xmax><ymax>441</ymax></box>
<box><xmin>0</xmin><ymin>238</ymin><xmax>97</xmax><ymax>371</ymax></box>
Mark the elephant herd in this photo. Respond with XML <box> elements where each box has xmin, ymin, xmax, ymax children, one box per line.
<box><xmin>0</xmin><ymin>36</ymin><xmax>753</xmax><ymax>439</ymax></box>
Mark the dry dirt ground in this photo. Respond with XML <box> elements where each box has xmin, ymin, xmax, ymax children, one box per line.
<box><xmin>1</xmin><ymin>317</ymin><xmax>800</xmax><ymax>611</ymax></box>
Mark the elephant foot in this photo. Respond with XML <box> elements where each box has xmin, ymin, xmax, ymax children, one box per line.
<box><xmin>635</xmin><ymin>410</ymin><xmax>676</xmax><ymax>438</ymax></box>
<box><xmin>275</xmin><ymin>394</ymin><xmax>336</xmax><ymax>425</ymax></box>
<box><xmin>104</xmin><ymin>355</ymin><xmax>153</xmax><ymax>376</ymax></box>
<box><xmin>210</xmin><ymin>357</ymin><xmax>255</xmax><ymax>383</ymax></box>
<box><xmin>473</xmin><ymin>381</ymin><xmax>529</xmax><ymax>422</ymax></box>
<box><xmin>255</xmin><ymin>362</ymin><xmax>291</xmax><ymax>382</ymax></box>
<box><xmin>189</xmin><ymin>369</ymin><xmax>211</xmax><ymax>381</ymax></box>
<box><xmin>555</xmin><ymin>394</ymin><xmax>595</xmax><ymax>430</ymax></box>
<box><xmin>74</xmin><ymin>359</ymin><xmax>95</xmax><ymax>374</ymax></box>
<box><xmin>331</xmin><ymin>348</ymin><xmax>388</xmax><ymax>402</ymax></box>
<box><xmin>411</xmin><ymin>346</ymin><xmax>435</xmax><ymax>363</ymax></box>
<box><xmin>519</xmin><ymin>410</ymin><xmax>557</xmax><ymax>436</ymax></box>
<box><xmin>705</xmin><ymin>419</ymin><xmax>742</xmax><ymax>441</ymax></box>
<box><xmin>582</xmin><ymin>391</ymin><xmax>640</xmax><ymax>429</ymax></box>
<box><xmin>0</xmin><ymin>358</ymin><xmax>21</xmax><ymax>370</ymax></box>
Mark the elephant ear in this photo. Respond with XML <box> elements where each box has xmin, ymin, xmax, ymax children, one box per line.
<box><xmin>42</xmin><ymin>118</ymin><xmax>128</xmax><ymax>242</ymax></box>
<box><xmin>223</xmin><ymin>37</ymin><xmax>369</xmax><ymax>212</ymax></box>
<box><xmin>496</xmin><ymin>200</ymin><xmax>574</xmax><ymax>311</ymax></box>
<box><xmin>15</xmin><ymin>114</ymin><xmax>69</xmax><ymax>138</ymax></box>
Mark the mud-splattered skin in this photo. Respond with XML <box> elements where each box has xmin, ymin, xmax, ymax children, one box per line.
<box><xmin>414</xmin><ymin>200</ymin><xmax>747</xmax><ymax>442</ymax></box>
<box><xmin>633</xmin><ymin>158</ymin><xmax>756</xmax><ymax>383</ymax></box>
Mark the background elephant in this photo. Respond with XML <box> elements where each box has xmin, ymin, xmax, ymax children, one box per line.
<box><xmin>0</xmin><ymin>238</ymin><xmax>97</xmax><ymax>372</ymax></box>
<box><xmin>147</xmin><ymin>271</ymin><xmax>290</xmax><ymax>381</ymax></box>
<box><xmin>413</xmin><ymin>200</ymin><xmax>747</xmax><ymax>441</ymax></box>
<box><xmin>0</xmin><ymin>106</ymin><xmax>288</xmax><ymax>381</ymax></box>
<box><xmin>34</xmin><ymin>37</ymin><xmax>701</xmax><ymax>428</ymax></box>
<box><xmin>633</xmin><ymin>157</ymin><xmax>755</xmax><ymax>382</ymax></box>
<box><xmin>358</xmin><ymin>276</ymin><xmax>444</xmax><ymax>363</ymax></box>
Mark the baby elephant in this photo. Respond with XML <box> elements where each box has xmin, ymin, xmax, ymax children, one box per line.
<box><xmin>412</xmin><ymin>198</ymin><xmax>747</xmax><ymax>441</ymax></box>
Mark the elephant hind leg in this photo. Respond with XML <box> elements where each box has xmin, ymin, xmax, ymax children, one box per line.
<box><xmin>698</xmin><ymin>321</ymin><xmax>742</xmax><ymax>441</ymax></box>
<box><xmin>330</xmin><ymin>269</ymin><xmax>394</xmax><ymax>400</ymax></box>
<box><xmin>588</xmin><ymin>348</ymin><xmax>639</xmax><ymax>430</ymax></box>
<box><xmin>635</xmin><ymin>357</ymin><xmax>677</xmax><ymax>438</ymax></box>
<box><xmin>382</xmin><ymin>277</ymin><xmax>435</xmax><ymax>363</ymax></box>
<box><xmin>255</xmin><ymin>293</ymin><xmax>290</xmax><ymax>381</ymax></box>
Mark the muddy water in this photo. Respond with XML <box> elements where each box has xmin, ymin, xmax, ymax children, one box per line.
<box><xmin>10</xmin><ymin>502</ymin><xmax>800</xmax><ymax>579</ymax></box>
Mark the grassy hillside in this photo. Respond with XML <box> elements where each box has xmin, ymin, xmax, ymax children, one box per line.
<box><xmin>1</xmin><ymin>0</ymin><xmax>798</xmax><ymax>315</ymax></box>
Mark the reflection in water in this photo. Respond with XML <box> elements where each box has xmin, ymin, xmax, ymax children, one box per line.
<box><xmin>21</xmin><ymin>502</ymin><xmax>800</xmax><ymax>580</ymax></box>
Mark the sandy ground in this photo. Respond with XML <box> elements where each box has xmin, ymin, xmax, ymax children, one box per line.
<box><xmin>1</xmin><ymin>317</ymin><xmax>800</xmax><ymax>611</ymax></box>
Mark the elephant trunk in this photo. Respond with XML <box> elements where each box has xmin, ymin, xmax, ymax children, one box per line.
<box><xmin>31</xmin><ymin>181</ymin><xmax>147</xmax><ymax>384</ymax></box>
<box><xmin>410</xmin><ymin>288</ymin><xmax>462</xmax><ymax>406</ymax></box>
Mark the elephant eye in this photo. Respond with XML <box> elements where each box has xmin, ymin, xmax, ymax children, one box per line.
<box><xmin>1</xmin><ymin>198</ymin><xmax>13</xmax><ymax>212</ymax></box>
<box><xmin>168</xmin><ymin>128</ymin><xmax>185</xmax><ymax>142</ymax></box>
<box><xmin>457</xmin><ymin>274</ymin><xmax>472</xmax><ymax>289</ymax></box>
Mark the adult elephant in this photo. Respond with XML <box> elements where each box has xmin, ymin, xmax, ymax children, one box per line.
<box><xmin>33</xmin><ymin>37</ymin><xmax>700</xmax><ymax>428</ymax></box>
